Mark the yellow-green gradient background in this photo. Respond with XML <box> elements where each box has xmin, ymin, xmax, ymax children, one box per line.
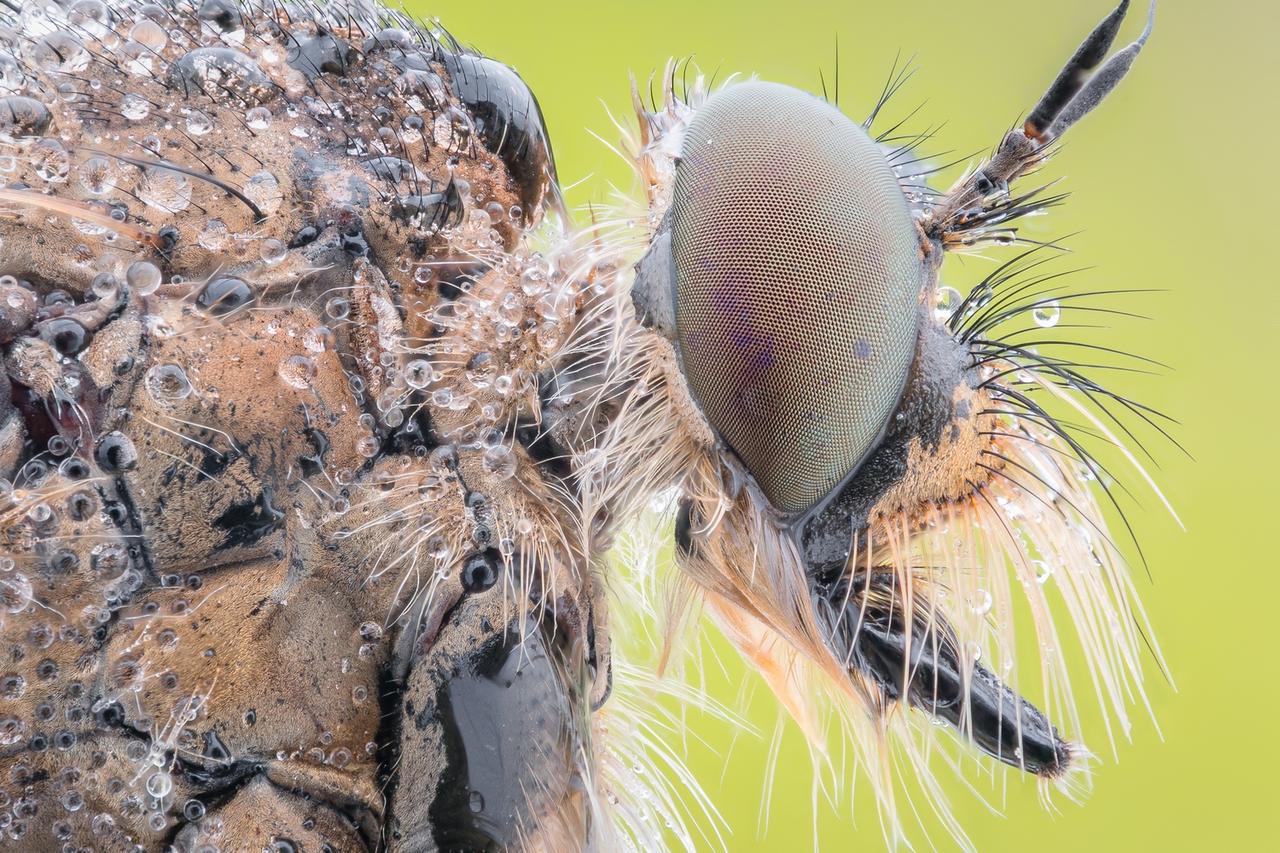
<box><xmin>411</xmin><ymin>1</ymin><xmax>1275</xmax><ymax>848</ymax></box>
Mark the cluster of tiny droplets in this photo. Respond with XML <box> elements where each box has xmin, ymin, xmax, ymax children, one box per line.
<box><xmin>0</xmin><ymin>0</ymin><xmax>593</xmax><ymax>846</ymax></box>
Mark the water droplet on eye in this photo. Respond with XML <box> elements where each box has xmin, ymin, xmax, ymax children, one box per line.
<box><xmin>460</xmin><ymin>549</ymin><xmax>502</xmax><ymax>593</ymax></box>
<box><xmin>1033</xmin><ymin>300</ymin><xmax>1061</xmax><ymax>328</ymax></box>
<box><xmin>933</xmin><ymin>285</ymin><xmax>961</xmax><ymax>323</ymax></box>
<box><xmin>182</xmin><ymin>799</ymin><xmax>205</xmax><ymax>821</ymax></box>
<box><xmin>126</xmin><ymin>261</ymin><xmax>162</xmax><ymax>295</ymax></box>
<box><xmin>278</xmin><ymin>355</ymin><xmax>316</xmax><ymax>390</ymax></box>
<box><xmin>468</xmin><ymin>790</ymin><xmax>485</xmax><ymax>813</ymax></box>
<box><xmin>39</xmin><ymin>317</ymin><xmax>87</xmax><ymax>355</ymax></box>
<box><xmin>145</xmin><ymin>364</ymin><xmax>193</xmax><ymax>403</ymax></box>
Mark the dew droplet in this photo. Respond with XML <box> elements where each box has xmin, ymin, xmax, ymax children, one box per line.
<box><xmin>129</xmin><ymin>19</ymin><xmax>168</xmax><ymax>51</ymax></box>
<box><xmin>278</xmin><ymin>355</ymin><xmax>316</xmax><ymax>390</ymax></box>
<box><xmin>185</xmin><ymin>110</ymin><xmax>214</xmax><ymax>136</ymax></box>
<box><xmin>138</xmin><ymin>168</ymin><xmax>192</xmax><ymax>213</ymax></box>
<box><xmin>126</xmin><ymin>261</ymin><xmax>162</xmax><ymax>295</ymax></box>
<box><xmin>970</xmin><ymin>588</ymin><xmax>993</xmax><ymax>616</ymax></box>
<box><xmin>121</xmin><ymin>92</ymin><xmax>151</xmax><ymax>121</ymax></box>
<box><xmin>32</xmin><ymin>139</ymin><xmax>71</xmax><ymax>183</ymax></box>
<box><xmin>481</xmin><ymin>445</ymin><xmax>516</xmax><ymax>480</ymax></box>
<box><xmin>245</xmin><ymin>106</ymin><xmax>272</xmax><ymax>130</ymax></box>
<box><xmin>933</xmin><ymin>285</ymin><xmax>961</xmax><ymax>323</ymax></box>
<box><xmin>259</xmin><ymin>237</ymin><xmax>287</xmax><ymax>265</ymax></box>
<box><xmin>325</xmin><ymin>297</ymin><xmax>350</xmax><ymax>320</ymax></box>
<box><xmin>0</xmin><ymin>574</ymin><xmax>31</xmax><ymax>614</ymax></box>
<box><xmin>145</xmin><ymin>364</ymin><xmax>193</xmax><ymax>404</ymax></box>
<box><xmin>1033</xmin><ymin>300</ymin><xmax>1061</xmax><ymax>328</ymax></box>
<box><xmin>78</xmin><ymin>157</ymin><xmax>116</xmax><ymax>196</ymax></box>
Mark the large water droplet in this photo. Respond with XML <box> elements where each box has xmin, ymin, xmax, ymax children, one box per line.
<box><xmin>32</xmin><ymin>139</ymin><xmax>70</xmax><ymax>183</ymax></box>
<box><xmin>481</xmin><ymin>445</ymin><xmax>516</xmax><ymax>480</ymax></box>
<box><xmin>126</xmin><ymin>261</ymin><xmax>162</xmax><ymax>295</ymax></box>
<box><xmin>0</xmin><ymin>574</ymin><xmax>32</xmax><ymax>613</ymax></box>
<box><xmin>933</xmin><ymin>285</ymin><xmax>961</xmax><ymax>323</ymax></box>
<box><xmin>245</xmin><ymin>106</ymin><xmax>272</xmax><ymax>130</ymax></box>
<box><xmin>129</xmin><ymin>19</ymin><xmax>168</xmax><ymax>51</ymax></box>
<box><xmin>185</xmin><ymin>110</ymin><xmax>214</xmax><ymax>136</ymax></box>
<box><xmin>33</xmin><ymin>34</ymin><xmax>90</xmax><ymax>74</ymax></box>
<box><xmin>145</xmin><ymin>364</ymin><xmax>193</xmax><ymax>404</ymax></box>
<box><xmin>970</xmin><ymin>588</ymin><xmax>993</xmax><ymax>616</ymax></box>
<box><xmin>120</xmin><ymin>91</ymin><xmax>151</xmax><ymax>121</ymax></box>
<box><xmin>278</xmin><ymin>355</ymin><xmax>316</xmax><ymax>390</ymax></box>
<box><xmin>168</xmin><ymin>48</ymin><xmax>275</xmax><ymax>105</ymax></box>
<box><xmin>78</xmin><ymin>156</ymin><xmax>116</xmax><ymax>195</ymax></box>
<box><xmin>1033</xmin><ymin>300</ymin><xmax>1061</xmax><ymax>328</ymax></box>
<box><xmin>145</xmin><ymin>771</ymin><xmax>172</xmax><ymax>799</ymax></box>
<box><xmin>138</xmin><ymin>168</ymin><xmax>192</xmax><ymax>213</ymax></box>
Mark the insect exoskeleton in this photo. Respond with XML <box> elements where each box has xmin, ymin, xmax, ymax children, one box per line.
<box><xmin>0</xmin><ymin>1</ymin><xmax>633</xmax><ymax>851</ymax></box>
<box><xmin>0</xmin><ymin>0</ymin><xmax>1172</xmax><ymax>849</ymax></box>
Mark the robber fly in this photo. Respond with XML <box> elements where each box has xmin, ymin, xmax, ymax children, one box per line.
<box><xmin>0</xmin><ymin>0</ymin><xmax>1167</xmax><ymax>849</ymax></box>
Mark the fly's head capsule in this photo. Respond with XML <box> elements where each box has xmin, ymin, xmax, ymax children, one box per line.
<box><xmin>634</xmin><ymin>80</ymin><xmax>933</xmax><ymax>520</ymax></box>
<box><xmin>626</xmin><ymin>0</ymin><xmax>1165</xmax><ymax>792</ymax></box>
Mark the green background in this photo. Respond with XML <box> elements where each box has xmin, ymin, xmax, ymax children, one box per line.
<box><xmin>411</xmin><ymin>1</ymin><xmax>1275</xmax><ymax>848</ymax></box>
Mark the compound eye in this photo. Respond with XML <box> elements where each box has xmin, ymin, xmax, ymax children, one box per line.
<box><xmin>669</xmin><ymin>81</ymin><xmax>924</xmax><ymax>516</ymax></box>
